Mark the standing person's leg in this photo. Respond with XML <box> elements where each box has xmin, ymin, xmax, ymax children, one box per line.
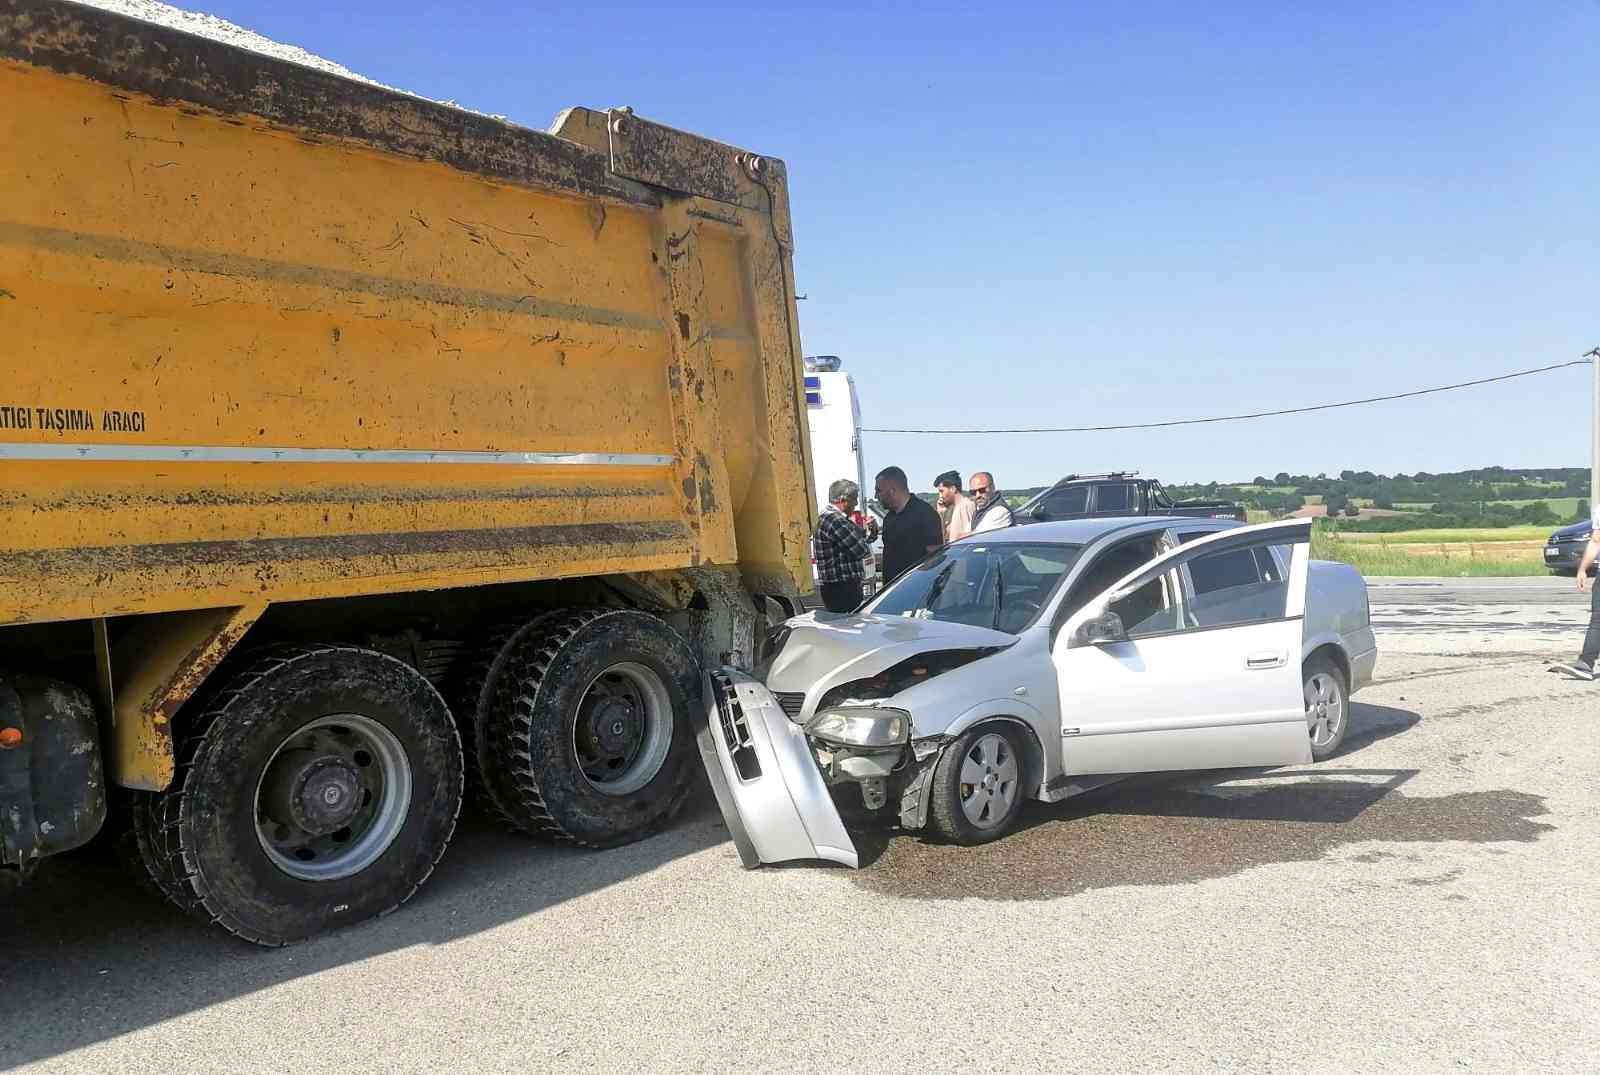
<box><xmin>820</xmin><ymin>580</ymin><xmax>861</xmax><ymax>614</ymax></box>
<box><xmin>1580</xmin><ymin>582</ymin><xmax>1600</xmax><ymax>671</ymax></box>
<box><xmin>1552</xmin><ymin>580</ymin><xmax>1600</xmax><ymax>679</ymax></box>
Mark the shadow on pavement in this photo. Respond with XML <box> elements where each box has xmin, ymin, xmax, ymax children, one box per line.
<box><xmin>846</xmin><ymin>702</ymin><xmax>1554</xmax><ymax>900</ymax></box>
<box><xmin>1331</xmin><ymin>701</ymin><xmax>1421</xmax><ymax>755</ymax></box>
<box><xmin>0</xmin><ymin>788</ymin><xmax>733</xmax><ymax>1068</ymax></box>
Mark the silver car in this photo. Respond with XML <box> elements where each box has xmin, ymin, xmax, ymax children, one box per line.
<box><xmin>696</xmin><ymin>517</ymin><xmax>1377</xmax><ymax>867</ymax></box>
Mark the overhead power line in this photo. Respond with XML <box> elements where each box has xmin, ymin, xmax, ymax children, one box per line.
<box><xmin>861</xmin><ymin>356</ymin><xmax>1596</xmax><ymax>435</ymax></box>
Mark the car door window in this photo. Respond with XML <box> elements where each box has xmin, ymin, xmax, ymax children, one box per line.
<box><xmin>1107</xmin><ymin>570</ymin><xmax>1181</xmax><ymax>637</ymax></box>
<box><xmin>1057</xmin><ymin>534</ymin><xmax>1165</xmax><ymax>623</ymax></box>
<box><xmin>1255</xmin><ymin>545</ymin><xmax>1289</xmax><ymax>583</ymax></box>
<box><xmin>1076</xmin><ymin>530</ymin><xmax>1303</xmax><ymax>643</ymax></box>
<box><xmin>1036</xmin><ymin>485</ymin><xmax>1088</xmax><ymax>519</ymax></box>
<box><xmin>1183</xmin><ymin>545</ymin><xmax>1289</xmax><ymax>628</ymax></box>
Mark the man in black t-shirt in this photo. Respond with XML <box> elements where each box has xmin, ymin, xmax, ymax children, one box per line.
<box><xmin>875</xmin><ymin>466</ymin><xmax>945</xmax><ymax>585</ymax></box>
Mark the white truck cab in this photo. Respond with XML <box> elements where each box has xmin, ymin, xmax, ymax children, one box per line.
<box><xmin>805</xmin><ymin>356</ymin><xmax>879</xmax><ymax>597</ymax></box>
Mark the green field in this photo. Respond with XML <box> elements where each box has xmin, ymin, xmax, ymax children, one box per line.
<box><xmin>1335</xmin><ymin>525</ymin><xmax>1550</xmax><ymax>544</ymax></box>
<box><xmin>1488</xmin><ymin>496</ymin><xmax>1582</xmax><ymax>518</ymax></box>
<box><xmin>1489</xmin><ymin>480</ymin><xmax>1564</xmax><ymax>492</ymax></box>
<box><xmin>1313</xmin><ymin>530</ymin><xmax>1548</xmax><ymax>577</ymax></box>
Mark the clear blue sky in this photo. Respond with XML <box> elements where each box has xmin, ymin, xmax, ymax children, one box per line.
<box><xmin>203</xmin><ymin>0</ymin><xmax>1597</xmax><ymax>489</ymax></box>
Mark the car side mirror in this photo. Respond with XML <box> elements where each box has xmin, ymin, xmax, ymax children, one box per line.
<box><xmin>1071</xmin><ymin>610</ymin><xmax>1128</xmax><ymax>648</ymax></box>
<box><xmin>1030</xmin><ymin>506</ymin><xmax>1049</xmax><ymax>521</ymax></box>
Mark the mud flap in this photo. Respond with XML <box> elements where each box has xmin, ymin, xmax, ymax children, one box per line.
<box><xmin>693</xmin><ymin>668</ymin><xmax>857</xmax><ymax>868</ymax></box>
<box><xmin>0</xmin><ymin>675</ymin><xmax>107</xmax><ymax>867</ymax></box>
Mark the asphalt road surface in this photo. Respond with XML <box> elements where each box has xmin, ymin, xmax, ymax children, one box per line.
<box><xmin>3</xmin><ymin>578</ymin><xmax>1597</xmax><ymax>1073</ymax></box>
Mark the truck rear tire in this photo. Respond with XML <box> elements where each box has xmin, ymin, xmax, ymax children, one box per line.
<box><xmin>451</xmin><ymin>614</ymin><xmax>562</xmax><ymax>824</ymax></box>
<box><xmin>130</xmin><ymin>646</ymin><xmax>462</xmax><ymax>946</ymax></box>
<box><xmin>481</xmin><ymin>609</ymin><xmax>700</xmax><ymax>848</ymax></box>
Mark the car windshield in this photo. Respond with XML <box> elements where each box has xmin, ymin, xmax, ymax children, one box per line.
<box><xmin>866</xmin><ymin>542</ymin><xmax>1083</xmax><ymax>634</ymax></box>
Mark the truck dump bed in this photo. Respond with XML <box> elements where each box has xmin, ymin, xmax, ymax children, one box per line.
<box><xmin>0</xmin><ymin>0</ymin><xmax>815</xmax><ymax>627</ymax></box>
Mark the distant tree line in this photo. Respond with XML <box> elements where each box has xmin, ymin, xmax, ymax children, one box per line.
<box><xmin>1159</xmin><ymin>468</ymin><xmax>1587</xmax><ymax>524</ymax></box>
<box><xmin>958</xmin><ymin>467</ymin><xmax>1589</xmax><ymax>529</ymax></box>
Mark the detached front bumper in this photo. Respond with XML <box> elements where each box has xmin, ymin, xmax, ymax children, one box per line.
<box><xmin>694</xmin><ymin>669</ymin><xmax>857</xmax><ymax>869</ymax></box>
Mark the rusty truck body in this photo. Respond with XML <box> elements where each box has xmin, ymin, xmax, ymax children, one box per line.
<box><xmin>0</xmin><ymin>0</ymin><xmax>816</xmax><ymax>943</ymax></box>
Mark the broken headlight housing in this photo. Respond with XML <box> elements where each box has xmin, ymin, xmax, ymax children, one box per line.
<box><xmin>805</xmin><ymin>707</ymin><xmax>911</xmax><ymax>748</ymax></box>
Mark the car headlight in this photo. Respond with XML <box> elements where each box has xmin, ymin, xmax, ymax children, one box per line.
<box><xmin>805</xmin><ymin>707</ymin><xmax>911</xmax><ymax>748</ymax></box>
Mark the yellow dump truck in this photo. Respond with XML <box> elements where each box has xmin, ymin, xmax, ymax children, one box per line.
<box><xmin>0</xmin><ymin>0</ymin><xmax>817</xmax><ymax>943</ymax></box>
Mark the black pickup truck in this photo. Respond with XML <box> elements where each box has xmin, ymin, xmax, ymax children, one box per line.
<box><xmin>1017</xmin><ymin>473</ymin><xmax>1247</xmax><ymax>523</ymax></box>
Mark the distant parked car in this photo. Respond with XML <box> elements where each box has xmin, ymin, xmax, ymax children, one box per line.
<box><xmin>1018</xmin><ymin>473</ymin><xmax>1246</xmax><ymax>524</ymax></box>
<box><xmin>1544</xmin><ymin>519</ymin><xmax>1596</xmax><ymax>576</ymax></box>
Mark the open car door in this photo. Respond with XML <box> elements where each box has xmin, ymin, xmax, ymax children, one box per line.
<box><xmin>1052</xmin><ymin>518</ymin><xmax>1314</xmax><ymax>776</ymax></box>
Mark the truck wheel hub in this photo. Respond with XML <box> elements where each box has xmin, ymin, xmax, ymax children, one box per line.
<box><xmin>588</xmin><ymin>699</ymin><xmax>641</xmax><ymax>756</ymax></box>
<box><xmin>268</xmin><ymin>752</ymin><xmax>364</xmax><ymax>836</ymax></box>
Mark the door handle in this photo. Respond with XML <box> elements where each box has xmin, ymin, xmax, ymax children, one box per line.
<box><xmin>1245</xmin><ymin>652</ymin><xmax>1287</xmax><ymax>670</ymax></box>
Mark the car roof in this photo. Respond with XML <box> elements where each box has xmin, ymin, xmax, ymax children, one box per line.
<box><xmin>950</xmin><ymin>516</ymin><xmax>1230</xmax><ymax>546</ymax></box>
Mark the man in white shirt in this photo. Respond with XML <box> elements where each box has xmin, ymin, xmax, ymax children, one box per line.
<box><xmin>968</xmin><ymin>471</ymin><xmax>1014</xmax><ymax>534</ymax></box>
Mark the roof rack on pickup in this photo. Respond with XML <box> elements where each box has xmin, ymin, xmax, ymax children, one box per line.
<box><xmin>1058</xmin><ymin>471</ymin><xmax>1140</xmax><ymax>482</ymax></box>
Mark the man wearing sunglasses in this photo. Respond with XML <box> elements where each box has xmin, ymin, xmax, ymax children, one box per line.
<box><xmin>968</xmin><ymin>471</ymin><xmax>1015</xmax><ymax>534</ymax></box>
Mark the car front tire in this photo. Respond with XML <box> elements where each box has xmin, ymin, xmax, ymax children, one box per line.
<box><xmin>927</xmin><ymin>724</ymin><xmax>1027</xmax><ymax>845</ymax></box>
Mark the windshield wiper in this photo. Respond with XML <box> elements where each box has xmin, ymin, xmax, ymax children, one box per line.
<box><xmin>923</xmin><ymin>562</ymin><xmax>957</xmax><ymax>610</ymax></box>
<box><xmin>991</xmin><ymin>568</ymin><xmax>1006</xmax><ymax>630</ymax></box>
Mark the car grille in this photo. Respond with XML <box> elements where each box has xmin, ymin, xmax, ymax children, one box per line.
<box><xmin>773</xmin><ymin>692</ymin><xmax>806</xmax><ymax>720</ymax></box>
<box><xmin>711</xmin><ymin>673</ymin><xmax>761</xmax><ymax>782</ymax></box>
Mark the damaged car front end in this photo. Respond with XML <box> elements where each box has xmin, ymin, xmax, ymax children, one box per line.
<box><xmin>698</xmin><ymin>662</ymin><xmax>955</xmax><ymax>870</ymax></box>
<box><xmin>695</xmin><ymin>667</ymin><xmax>862</xmax><ymax>868</ymax></box>
<box><xmin>695</xmin><ymin>565</ymin><xmax>1044</xmax><ymax>868</ymax></box>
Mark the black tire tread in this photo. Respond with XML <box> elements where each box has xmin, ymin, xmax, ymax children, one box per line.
<box><xmin>133</xmin><ymin>644</ymin><xmax>462</xmax><ymax>946</ymax></box>
<box><xmin>482</xmin><ymin>608</ymin><xmax>696</xmax><ymax>848</ymax></box>
<box><xmin>108</xmin><ymin>796</ymin><xmax>169</xmax><ymax>902</ymax></box>
<box><xmin>449</xmin><ymin>616</ymin><xmax>562</xmax><ymax>826</ymax></box>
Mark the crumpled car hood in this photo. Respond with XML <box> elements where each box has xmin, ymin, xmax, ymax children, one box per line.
<box><xmin>762</xmin><ymin>612</ymin><xmax>1014</xmax><ymax>711</ymax></box>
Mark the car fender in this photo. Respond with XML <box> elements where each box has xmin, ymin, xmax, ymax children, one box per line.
<box><xmin>1300</xmin><ymin>628</ymin><xmax>1349</xmax><ymax>668</ymax></box>
<box><xmin>936</xmin><ymin>699</ymin><xmax>1052</xmax><ymax>796</ymax></box>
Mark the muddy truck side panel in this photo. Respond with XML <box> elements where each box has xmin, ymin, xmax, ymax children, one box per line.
<box><xmin>0</xmin><ymin>0</ymin><xmax>817</xmax><ymax>941</ymax></box>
